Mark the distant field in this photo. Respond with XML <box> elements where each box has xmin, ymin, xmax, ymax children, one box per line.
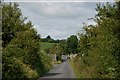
<box><xmin>40</xmin><ymin>42</ymin><xmax>57</xmax><ymax>50</ymax></box>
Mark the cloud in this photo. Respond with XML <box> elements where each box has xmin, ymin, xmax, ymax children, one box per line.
<box><xmin>17</xmin><ymin>2</ymin><xmax>98</xmax><ymax>39</ymax></box>
<box><xmin>5</xmin><ymin>1</ymin><xmax>113</xmax><ymax>39</ymax></box>
<box><xmin>19</xmin><ymin>2</ymin><xmax>95</xmax><ymax>18</ymax></box>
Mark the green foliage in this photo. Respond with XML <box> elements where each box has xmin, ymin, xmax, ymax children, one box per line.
<box><xmin>2</xmin><ymin>27</ymin><xmax>53</xmax><ymax>79</ymax></box>
<box><xmin>39</xmin><ymin>51</ymin><xmax>53</xmax><ymax>73</ymax></box>
<box><xmin>70</xmin><ymin>2</ymin><xmax>120</xmax><ymax>78</ymax></box>
<box><xmin>2</xmin><ymin>3</ymin><xmax>53</xmax><ymax>79</ymax></box>
<box><xmin>49</xmin><ymin>44</ymin><xmax>58</xmax><ymax>54</ymax></box>
<box><xmin>2</xmin><ymin>3</ymin><xmax>27</xmax><ymax>47</ymax></box>
<box><xmin>59</xmin><ymin>41</ymin><xmax>66</xmax><ymax>55</ymax></box>
<box><xmin>66</xmin><ymin>35</ymin><xmax>78</xmax><ymax>54</ymax></box>
<box><xmin>49</xmin><ymin>42</ymin><xmax>66</xmax><ymax>61</ymax></box>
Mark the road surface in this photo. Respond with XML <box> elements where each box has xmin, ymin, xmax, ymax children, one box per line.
<box><xmin>39</xmin><ymin>61</ymin><xmax>75</xmax><ymax>79</ymax></box>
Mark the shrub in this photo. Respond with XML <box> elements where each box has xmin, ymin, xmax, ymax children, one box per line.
<box><xmin>70</xmin><ymin>2</ymin><xmax>120</xmax><ymax>78</ymax></box>
<box><xmin>2</xmin><ymin>3</ymin><xmax>53</xmax><ymax>79</ymax></box>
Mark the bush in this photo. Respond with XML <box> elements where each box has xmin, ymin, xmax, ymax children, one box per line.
<box><xmin>70</xmin><ymin>2</ymin><xmax>120</xmax><ymax>78</ymax></box>
<box><xmin>2</xmin><ymin>3</ymin><xmax>53</xmax><ymax>79</ymax></box>
<box><xmin>2</xmin><ymin>29</ymin><xmax>53</xmax><ymax>78</ymax></box>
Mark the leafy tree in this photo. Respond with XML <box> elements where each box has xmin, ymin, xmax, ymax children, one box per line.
<box><xmin>49</xmin><ymin>42</ymin><xmax>66</xmax><ymax>61</ymax></box>
<box><xmin>71</xmin><ymin>2</ymin><xmax>120</xmax><ymax>78</ymax></box>
<box><xmin>66</xmin><ymin>35</ymin><xmax>78</xmax><ymax>54</ymax></box>
<box><xmin>2</xmin><ymin>3</ymin><xmax>53</xmax><ymax>79</ymax></box>
<box><xmin>2</xmin><ymin>3</ymin><xmax>27</xmax><ymax>47</ymax></box>
<box><xmin>46</xmin><ymin>35</ymin><xmax>51</xmax><ymax>39</ymax></box>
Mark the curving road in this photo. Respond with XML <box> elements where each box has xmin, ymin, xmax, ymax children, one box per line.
<box><xmin>39</xmin><ymin>61</ymin><xmax>75</xmax><ymax>79</ymax></box>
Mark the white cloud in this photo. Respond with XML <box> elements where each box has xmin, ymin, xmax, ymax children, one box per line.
<box><xmin>5</xmin><ymin>1</ymin><xmax>113</xmax><ymax>39</ymax></box>
<box><xmin>19</xmin><ymin>2</ymin><xmax>95</xmax><ymax>18</ymax></box>
<box><xmin>17</xmin><ymin>2</ymin><xmax>98</xmax><ymax>39</ymax></box>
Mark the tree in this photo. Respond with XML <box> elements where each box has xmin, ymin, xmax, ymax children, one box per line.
<box><xmin>46</xmin><ymin>35</ymin><xmax>51</xmax><ymax>39</ymax></box>
<box><xmin>66</xmin><ymin>35</ymin><xmax>78</xmax><ymax>54</ymax></box>
<box><xmin>44</xmin><ymin>35</ymin><xmax>53</xmax><ymax>42</ymax></box>
<box><xmin>71</xmin><ymin>2</ymin><xmax>120</xmax><ymax>78</ymax></box>
<box><xmin>46</xmin><ymin>35</ymin><xmax>51</xmax><ymax>42</ymax></box>
<box><xmin>2</xmin><ymin>3</ymin><xmax>53</xmax><ymax>78</ymax></box>
<box><xmin>2</xmin><ymin>3</ymin><xmax>27</xmax><ymax>47</ymax></box>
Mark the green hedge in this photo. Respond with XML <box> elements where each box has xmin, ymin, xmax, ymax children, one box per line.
<box><xmin>70</xmin><ymin>2</ymin><xmax>120</xmax><ymax>78</ymax></box>
<box><xmin>2</xmin><ymin>3</ymin><xmax>53</xmax><ymax>79</ymax></box>
<box><xmin>2</xmin><ymin>30</ymin><xmax>53</xmax><ymax>79</ymax></box>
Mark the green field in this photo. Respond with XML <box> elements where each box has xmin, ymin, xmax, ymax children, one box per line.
<box><xmin>40</xmin><ymin>42</ymin><xmax>57</xmax><ymax>50</ymax></box>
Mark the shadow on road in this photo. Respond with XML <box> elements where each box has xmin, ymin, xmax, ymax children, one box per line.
<box><xmin>43</xmin><ymin>73</ymin><xmax>61</xmax><ymax>77</ymax></box>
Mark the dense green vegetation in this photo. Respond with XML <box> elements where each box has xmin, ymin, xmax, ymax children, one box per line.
<box><xmin>66</xmin><ymin>35</ymin><xmax>78</xmax><ymax>54</ymax></box>
<box><xmin>47</xmin><ymin>35</ymin><xmax>78</xmax><ymax>60</ymax></box>
<box><xmin>70</xmin><ymin>2</ymin><xmax>120</xmax><ymax>78</ymax></box>
<box><xmin>41</xmin><ymin>35</ymin><xmax>66</xmax><ymax>43</ymax></box>
<box><xmin>2</xmin><ymin>3</ymin><xmax>53</xmax><ymax>79</ymax></box>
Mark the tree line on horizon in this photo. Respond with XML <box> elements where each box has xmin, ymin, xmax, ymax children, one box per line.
<box><xmin>40</xmin><ymin>35</ymin><xmax>67</xmax><ymax>43</ymax></box>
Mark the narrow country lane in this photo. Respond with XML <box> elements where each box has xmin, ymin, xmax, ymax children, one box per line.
<box><xmin>39</xmin><ymin>61</ymin><xmax>75</xmax><ymax>79</ymax></box>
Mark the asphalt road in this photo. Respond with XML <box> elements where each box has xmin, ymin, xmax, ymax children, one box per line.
<box><xmin>39</xmin><ymin>61</ymin><xmax>75</xmax><ymax>79</ymax></box>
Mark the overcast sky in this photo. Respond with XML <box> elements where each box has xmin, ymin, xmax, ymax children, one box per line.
<box><xmin>4</xmin><ymin>0</ymin><xmax>115</xmax><ymax>40</ymax></box>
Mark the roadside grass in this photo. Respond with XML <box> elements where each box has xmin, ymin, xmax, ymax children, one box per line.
<box><xmin>69</xmin><ymin>52</ymin><xmax>115</xmax><ymax>78</ymax></box>
<box><xmin>69</xmin><ymin>55</ymin><xmax>99</xmax><ymax>78</ymax></box>
<box><xmin>69</xmin><ymin>56</ymin><xmax>80</xmax><ymax>78</ymax></box>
